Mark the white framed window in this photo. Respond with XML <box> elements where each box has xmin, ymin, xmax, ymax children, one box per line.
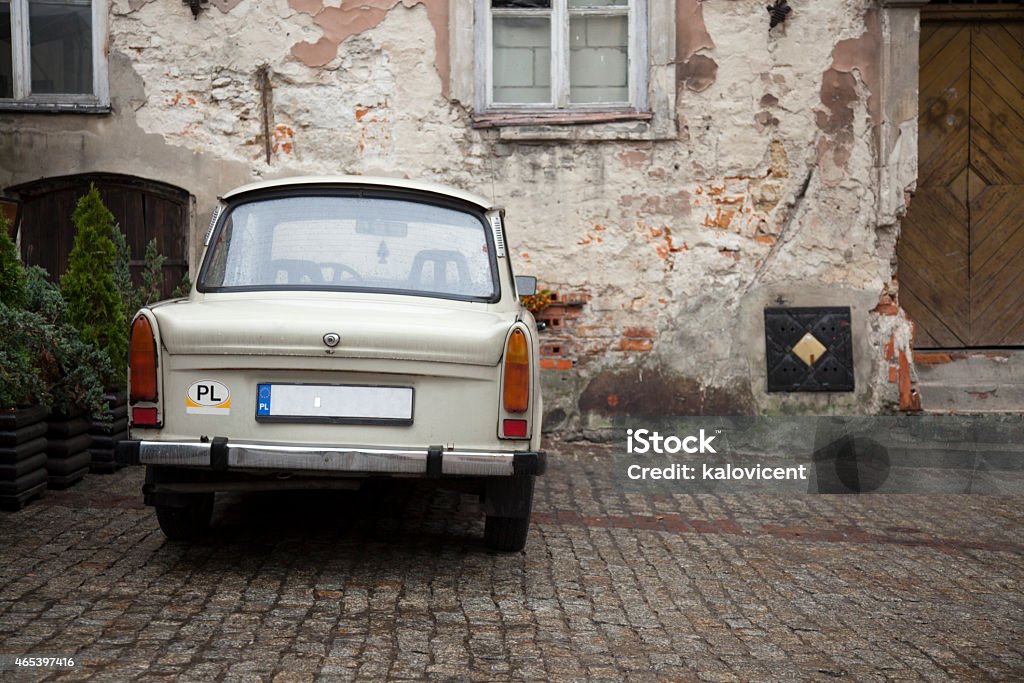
<box><xmin>477</xmin><ymin>0</ymin><xmax>647</xmax><ymax>112</ymax></box>
<box><xmin>0</xmin><ymin>0</ymin><xmax>109</xmax><ymax>111</ymax></box>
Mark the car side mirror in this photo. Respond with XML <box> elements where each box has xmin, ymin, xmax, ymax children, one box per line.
<box><xmin>515</xmin><ymin>275</ymin><xmax>537</xmax><ymax>297</ymax></box>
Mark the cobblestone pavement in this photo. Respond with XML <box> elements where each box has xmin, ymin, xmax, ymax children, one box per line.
<box><xmin>0</xmin><ymin>438</ymin><xmax>1021</xmax><ymax>681</ymax></box>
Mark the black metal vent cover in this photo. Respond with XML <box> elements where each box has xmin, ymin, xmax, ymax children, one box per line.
<box><xmin>764</xmin><ymin>307</ymin><xmax>854</xmax><ymax>392</ymax></box>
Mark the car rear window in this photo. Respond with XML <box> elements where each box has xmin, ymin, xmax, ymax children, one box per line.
<box><xmin>200</xmin><ymin>194</ymin><xmax>498</xmax><ymax>300</ymax></box>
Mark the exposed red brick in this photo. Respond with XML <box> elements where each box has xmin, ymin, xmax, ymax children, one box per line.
<box><xmin>618</xmin><ymin>339</ymin><xmax>653</xmax><ymax>352</ymax></box>
<box><xmin>884</xmin><ymin>335</ymin><xmax>894</xmax><ymax>361</ymax></box>
<box><xmin>622</xmin><ymin>326</ymin><xmax>655</xmax><ymax>339</ymax></box>
<box><xmin>888</xmin><ymin>366</ymin><xmax>898</xmax><ymax>383</ymax></box>
<box><xmin>540</xmin><ymin>358</ymin><xmax>573</xmax><ymax>371</ymax></box>
<box><xmin>872</xmin><ymin>303</ymin><xmax>899</xmax><ymax>316</ymax></box>
<box><xmin>913</xmin><ymin>352</ymin><xmax>953</xmax><ymax>365</ymax></box>
<box><xmin>898</xmin><ymin>350</ymin><xmax>921</xmax><ymax>412</ymax></box>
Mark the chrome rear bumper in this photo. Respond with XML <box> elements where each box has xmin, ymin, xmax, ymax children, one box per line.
<box><xmin>116</xmin><ymin>439</ymin><xmax>545</xmax><ymax>478</ymax></box>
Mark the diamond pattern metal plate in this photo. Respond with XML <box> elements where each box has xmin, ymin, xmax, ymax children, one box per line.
<box><xmin>764</xmin><ymin>307</ymin><xmax>854</xmax><ymax>392</ymax></box>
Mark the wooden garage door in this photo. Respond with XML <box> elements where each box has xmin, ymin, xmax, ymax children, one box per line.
<box><xmin>898</xmin><ymin>10</ymin><xmax>1024</xmax><ymax>348</ymax></box>
<box><xmin>9</xmin><ymin>174</ymin><xmax>190</xmax><ymax>299</ymax></box>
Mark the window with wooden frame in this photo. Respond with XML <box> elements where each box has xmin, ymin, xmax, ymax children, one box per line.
<box><xmin>479</xmin><ymin>0</ymin><xmax>647</xmax><ymax>113</ymax></box>
<box><xmin>0</xmin><ymin>0</ymin><xmax>109</xmax><ymax>111</ymax></box>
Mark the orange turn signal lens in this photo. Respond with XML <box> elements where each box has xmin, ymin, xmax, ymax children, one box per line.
<box><xmin>129</xmin><ymin>316</ymin><xmax>158</xmax><ymax>402</ymax></box>
<box><xmin>503</xmin><ymin>329</ymin><xmax>530</xmax><ymax>413</ymax></box>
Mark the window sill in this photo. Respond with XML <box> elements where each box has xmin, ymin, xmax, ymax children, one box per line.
<box><xmin>0</xmin><ymin>101</ymin><xmax>111</xmax><ymax>114</ymax></box>
<box><xmin>471</xmin><ymin>110</ymin><xmax>672</xmax><ymax>142</ymax></box>
<box><xmin>472</xmin><ymin>110</ymin><xmax>652</xmax><ymax>129</ymax></box>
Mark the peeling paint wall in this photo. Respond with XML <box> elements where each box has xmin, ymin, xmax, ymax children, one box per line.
<box><xmin>0</xmin><ymin>0</ymin><xmax>925</xmax><ymax>429</ymax></box>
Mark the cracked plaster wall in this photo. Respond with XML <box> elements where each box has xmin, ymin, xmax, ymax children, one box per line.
<box><xmin>0</xmin><ymin>0</ymin><xmax>922</xmax><ymax>428</ymax></box>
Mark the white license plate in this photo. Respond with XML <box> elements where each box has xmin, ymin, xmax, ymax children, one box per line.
<box><xmin>255</xmin><ymin>384</ymin><xmax>414</xmax><ymax>424</ymax></box>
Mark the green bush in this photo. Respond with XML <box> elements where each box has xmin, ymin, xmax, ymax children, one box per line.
<box><xmin>0</xmin><ymin>270</ymin><xmax>111</xmax><ymax>417</ymax></box>
<box><xmin>172</xmin><ymin>273</ymin><xmax>193</xmax><ymax>299</ymax></box>
<box><xmin>24</xmin><ymin>265</ymin><xmax>67</xmax><ymax>325</ymax></box>
<box><xmin>115</xmin><ymin>233</ymin><xmax>190</xmax><ymax>314</ymax></box>
<box><xmin>60</xmin><ymin>185</ymin><xmax>127</xmax><ymax>386</ymax></box>
<box><xmin>48</xmin><ymin>320</ymin><xmax>112</xmax><ymax>419</ymax></box>
<box><xmin>0</xmin><ymin>216</ymin><xmax>26</xmax><ymax>309</ymax></box>
<box><xmin>139</xmin><ymin>238</ymin><xmax>166</xmax><ymax>307</ymax></box>
<box><xmin>0</xmin><ymin>304</ymin><xmax>49</xmax><ymax>410</ymax></box>
<box><xmin>112</xmin><ymin>226</ymin><xmax>139</xmax><ymax>326</ymax></box>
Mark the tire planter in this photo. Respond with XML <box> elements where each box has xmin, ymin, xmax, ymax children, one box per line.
<box><xmin>45</xmin><ymin>413</ymin><xmax>92</xmax><ymax>490</ymax></box>
<box><xmin>0</xmin><ymin>406</ymin><xmax>49</xmax><ymax>510</ymax></box>
<box><xmin>89</xmin><ymin>392</ymin><xmax>128</xmax><ymax>474</ymax></box>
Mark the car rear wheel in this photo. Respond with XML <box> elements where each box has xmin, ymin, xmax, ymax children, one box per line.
<box><xmin>483</xmin><ymin>476</ymin><xmax>535</xmax><ymax>552</ymax></box>
<box><xmin>484</xmin><ymin>514</ymin><xmax>531</xmax><ymax>552</ymax></box>
<box><xmin>155</xmin><ymin>493</ymin><xmax>214</xmax><ymax>540</ymax></box>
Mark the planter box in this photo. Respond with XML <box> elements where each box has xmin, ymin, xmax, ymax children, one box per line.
<box><xmin>45</xmin><ymin>414</ymin><xmax>92</xmax><ymax>490</ymax></box>
<box><xmin>0</xmin><ymin>406</ymin><xmax>49</xmax><ymax>510</ymax></box>
<box><xmin>89</xmin><ymin>392</ymin><xmax>129</xmax><ymax>474</ymax></box>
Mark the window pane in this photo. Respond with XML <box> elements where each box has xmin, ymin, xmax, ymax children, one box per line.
<box><xmin>569</xmin><ymin>14</ymin><xmax>628</xmax><ymax>103</ymax></box>
<box><xmin>492</xmin><ymin>17</ymin><xmax>551</xmax><ymax>104</ymax></box>
<box><xmin>29</xmin><ymin>0</ymin><xmax>92</xmax><ymax>95</ymax></box>
<box><xmin>569</xmin><ymin>0</ymin><xmax>627</xmax><ymax>6</ymax></box>
<box><xmin>0</xmin><ymin>2</ymin><xmax>12</xmax><ymax>98</ymax></box>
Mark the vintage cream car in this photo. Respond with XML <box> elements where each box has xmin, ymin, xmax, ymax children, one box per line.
<box><xmin>116</xmin><ymin>176</ymin><xmax>545</xmax><ymax>551</ymax></box>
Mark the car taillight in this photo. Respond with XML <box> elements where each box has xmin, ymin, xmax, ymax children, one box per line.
<box><xmin>132</xmin><ymin>407</ymin><xmax>159</xmax><ymax>426</ymax></box>
<box><xmin>129</xmin><ymin>316</ymin><xmax>158</xmax><ymax>402</ymax></box>
<box><xmin>503</xmin><ymin>419</ymin><xmax>528</xmax><ymax>438</ymax></box>
<box><xmin>503</xmin><ymin>328</ymin><xmax>530</xmax><ymax>413</ymax></box>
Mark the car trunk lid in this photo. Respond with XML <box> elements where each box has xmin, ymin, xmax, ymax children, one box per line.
<box><xmin>152</xmin><ymin>296</ymin><xmax>513</xmax><ymax>366</ymax></box>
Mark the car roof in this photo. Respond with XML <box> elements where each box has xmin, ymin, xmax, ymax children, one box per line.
<box><xmin>221</xmin><ymin>175</ymin><xmax>497</xmax><ymax>211</ymax></box>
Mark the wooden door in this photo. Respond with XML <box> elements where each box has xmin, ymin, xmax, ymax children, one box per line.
<box><xmin>899</xmin><ymin>11</ymin><xmax>1024</xmax><ymax>348</ymax></box>
<box><xmin>9</xmin><ymin>174</ymin><xmax>190</xmax><ymax>298</ymax></box>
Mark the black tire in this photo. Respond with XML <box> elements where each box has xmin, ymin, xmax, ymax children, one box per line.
<box><xmin>155</xmin><ymin>493</ymin><xmax>214</xmax><ymax>540</ymax></box>
<box><xmin>484</xmin><ymin>514</ymin><xmax>531</xmax><ymax>552</ymax></box>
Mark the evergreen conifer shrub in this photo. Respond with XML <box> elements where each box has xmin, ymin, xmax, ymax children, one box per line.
<box><xmin>1</xmin><ymin>267</ymin><xmax>110</xmax><ymax>417</ymax></box>
<box><xmin>139</xmin><ymin>238</ymin><xmax>166</xmax><ymax>307</ymax></box>
<box><xmin>60</xmin><ymin>185</ymin><xmax>127</xmax><ymax>386</ymax></box>
<box><xmin>0</xmin><ymin>216</ymin><xmax>26</xmax><ymax>308</ymax></box>
<box><xmin>112</xmin><ymin>226</ymin><xmax>139</xmax><ymax>325</ymax></box>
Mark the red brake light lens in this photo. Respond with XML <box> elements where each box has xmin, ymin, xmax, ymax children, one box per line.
<box><xmin>503</xmin><ymin>419</ymin><xmax>528</xmax><ymax>438</ymax></box>
<box><xmin>132</xmin><ymin>407</ymin><xmax>159</xmax><ymax>426</ymax></box>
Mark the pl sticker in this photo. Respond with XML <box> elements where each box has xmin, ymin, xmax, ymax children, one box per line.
<box><xmin>186</xmin><ymin>380</ymin><xmax>231</xmax><ymax>415</ymax></box>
